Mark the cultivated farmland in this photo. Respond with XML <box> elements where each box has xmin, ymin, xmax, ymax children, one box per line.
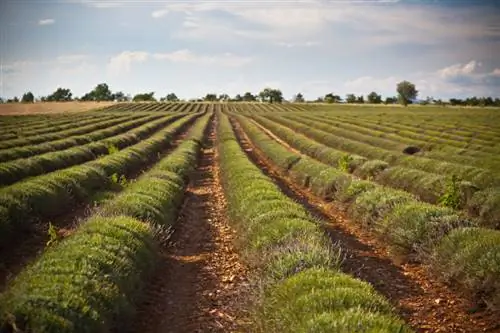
<box><xmin>0</xmin><ymin>102</ymin><xmax>499</xmax><ymax>333</ymax></box>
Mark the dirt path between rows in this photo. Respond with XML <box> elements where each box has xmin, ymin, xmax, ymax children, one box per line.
<box><xmin>129</xmin><ymin>116</ymin><xmax>249</xmax><ymax>333</ymax></box>
<box><xmin>230</xmin><ymin>116</ymin><xmax>500</xmax><ymax>333</ymax></box>
<box><xmin>0</xmin><ymin>115</ymin><xmax>201</xmax><ymax>292</ymax></box>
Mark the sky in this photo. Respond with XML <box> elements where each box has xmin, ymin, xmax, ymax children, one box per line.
<box><xmin>1</xmin><ymin>0</ymin><xmax>500</xmax><ymax>101</ymax></box>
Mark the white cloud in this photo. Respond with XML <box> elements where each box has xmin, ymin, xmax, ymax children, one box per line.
<box><xmin>156</xmin><ymin>0</ymin><xmax>500</xmax><ymax>49</ymax></box>
<box><xmin>152</xmin><ymin>49</ymin><xmax>253</xmax><ymax>67</ymax></box>
<box><xmin>438</xmin><ymin>60</ymin><xmax>482</xmax><ymax>79</ymax></box>
<box><xmin>276</xmin><ymin>41</ymin><xmax>320</xmax><ymax>48</ymax></box>
<box><xmin>73</xmin><ymin>0</ymin><xmax>123</xmax><ymax>8</ymax></box>
<box><xmin>56</xmin><ymin>54</ymin><xmax>90</xmax><ymax>64</ymax></box>
<box><xmin>106</xmin><ymin>49</ymin><xmax>253</xmax><ymax>75</ymax></box>
<box><xmin>152</xmin><ymin>8</ymin><xmax>169</xmax><ymax>18</ymax></box>
<box><xmin>38</xmin><ymin>19</ymin><xmax>55</xmax><ymax>25</ymax></box>
<box><xmin>107</xmin><ymin>51</ymin><xmax>149</xmax><ymax>75</ymax></box>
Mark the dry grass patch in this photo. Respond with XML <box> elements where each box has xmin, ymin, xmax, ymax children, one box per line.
<box><xmin>0</xmin><ymin>102</ymin><xmax>114</xmax><ymax>115</ymax></box>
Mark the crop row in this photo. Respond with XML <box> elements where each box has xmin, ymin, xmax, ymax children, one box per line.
<box><xmin>248</xmin><ymin>114</ymin><xmax>472</xmax><ymax>208</ymax></box>
<box><xmin>0</xmin><ymin>112</ymin><xmax>203</xmax><ymax>247</ymax></box>
<box><xmin>250</xmin><ymin>111</ymin><xmax>500</xmax><ymax>232</ymax></box>
<box><xmin>217</xmin><ymin>111</ymin><xmax>411</xmax><ymax>332</ymax></box>
<box><xmin>0</xmin><ymin>111</ymin><xmax>107</xmax><ymax>132</ymax></box>
<box><xmin>0</xmin><ymin>113</ymin><xmax>184</xmax><ymax>185</ymax></box>
<box><xmin>260</xmin><ymin>112</ymin><xmax>499</xmax><ymax>189</ymax></box>
<box><xmin>305</xmin><ymin>113</ymin><xmax>500</xmax><ymax>164</ymax></box>
<box><xmin>233</xmin><ymin>114</ymin><xmax>500</xmax><ymax>308</ymax></box>
<box><xmin>0</xmin><ymin>114</ymin><xmax>165</xmax><ymax>163</ymax></box>
<box><xmin>332</xmin><ymin>113</ymin><xmax>500</xmax><ymax>148</ymax></box>
<box><xmin>102</xmin><ymin>102</ymin><xmax>202</xmax><ymax>113</ymax></box>
<box><xmin>0</xmin><ymin>112</ymin><xmax>212</xmax><ymax>333</ymax></box>
<box><xmin>247</xmin><ymin>113</ymin><xmax>500</xmax><ymax>229</ymax></box>
<box><xmin>0</xmin><ymin>113</ymin><xmax>127</xmax><ymax>143</ymax></box>
<box><xmin>326</xmin><ymin>114</ymin><xmax>500</xmax><ymax>161</ymax></box>
<box><xmin>0</xmin><ymin>113</ymin><xmax>148</xmax><ymax>150</ymax></box>
<box><xmin>336</xmin><ymin>112</ymin><xmax>500</xmax><ymax>142</ymax></box>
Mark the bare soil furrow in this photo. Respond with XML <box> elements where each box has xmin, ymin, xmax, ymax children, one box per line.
<box><xmin>130</xmin><ymin>116</ymin><xmax>249</xmax><ymax>333</ymax></box>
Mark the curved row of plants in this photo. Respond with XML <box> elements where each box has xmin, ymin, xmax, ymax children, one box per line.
<box><xmin>284</xmin><ymin>113</ymin><xmax>500</xmax><ymax>178</ymax></box>
<box><xmin>249</xmin><ymin>114</ymin><xmax>480</xmax><ymax>212</ymax></box>
<box><xmin>0</xmin><ymin>110</ymin><xmax>110</xmax><ymax>132</ymax></box>
<box><xmin>0</xmin><ymin>114</ymin><xmax>165</xmax><ymax>163</ymax></box>
<box><xmin>331</xmin><ymin>114</ymin><xmax>500</xmax><ymax>152</ymax></box>
<box><xmin>0</xmin><ymin>112</ymin><xmax>203</xmax><ymax>247</ymax></box>
<box><xmin>218</xmin><ymin>111</ymin><xmax>412</xmax><ymax>332</ymax></box>
<box><xmin>257</xmin><ymin>113</ymin><xmax>500</xmax><ymax>228</ymax></box>
<box><xmin>0</xmin><ymin>113</ymin><xmax>129</xmax><ymax>142</ymax></box>
<box><xmin>233</xmin><ymin>114</ymin><xmax>500</xmax><ymax>309</ymax></box>
<box><xmin>0</xmin><ymin>113</ymin><xmax>148</xmax><ymax>150</ymax></box>
<box><xmin>335</xmin><ymin>113</ymin><xmax>500</xmax><ymax>144</ymax></box>
<box><xmin>304</xmin><ymin>113</ymin><xmax>500</xmax><ymax>165</ymax></box>
<box><xmin>0</xmin><ymin>113</ymin><xmax>184</xmax><ymax>185</ymax></box>
<box><xmin>0</xmin><ymin>112</ymin><xmax>212</xmax><ymax>333</ymax></box>
<box><xmin>260</xmin><ymin>113</ymin><xmax>499</xmax><ymax>189</ymax></box>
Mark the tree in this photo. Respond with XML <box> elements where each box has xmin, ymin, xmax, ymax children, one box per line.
<box><xmin>293</xmin><ymin>92</ymin><xmax>305</xmax><ymax>103</ymax></box>
<box><xmin>46</xmin><ymin>87</ymin><xmax>73</xmax><ymax>102</ymax></box>
<box><xmin>384</xmin><ymin>96</ymin><xmax>397</xmax><ymax>104</ymax></box>
<box><xmin>45</xmin><ymin>88</ymin><xmax>73</xmax><ymax>102</ymax></box>
<box><xmin>242</xmin><ymin>92</ymin><xmax>256</xmax><ymax>102</ymax></box>
<box><xmin>21</xmin><ymin>91</ymin><xmax>35</xmax><ymax>103</ymax></box>
<box><xmin>132</xmin><ymin>92</ymin><xmax>156</xmax><ymax>102</ymax></box>
<box><xmin>356</xmin><ymin>95</ymin><xmax>365</xmax><ymax>104</ymax></box>
<box><xmin>259</xmin><ymin>88</ymin><xmax>283</xmax><ymax>103</ymax></box>
<box><xmin>203</xmin><ymin>93</ymin><xmax>218</xmax><ymax>102</ymax></box>
<box><xmin>323</xmin><ymin>93</ymin><xmax>341</xmax><ymax>103</ymax></box>
<box><xmin>166</xmin><ymin>93</ymin><xmax>179</xmax><ymax>102</ymax></box>
<box><xmin>367</xmin><ymin>91</ymin><xmax>382</xmax><ymax>104</ymax></box>
<box><xmin>233</xmin><ymin>94</ymin><xmax>243</xmax><ymax>102</ymax></box>
<box><xmin>396</xmin><ymin>81</ymin><xmax>418</xmax><ymax>106</ymax></box>
<box><xmin>219</xmin><ymin>94</ymin><xmax>230</xmax><ymax>102</ymax></box>
<box><xmin>81</xmin><ymin>83</ymin><xmax>114</xmax><ymax>101</ymax></box>
<box><xmin>112</xmin><ymin>91</ymin><xmax>127</xmax><ymax>102</ymax></box>
<box><xmin>346</xmin><ymin>94</ymin><xmax>357</xmax><ymax>103</ymax></box>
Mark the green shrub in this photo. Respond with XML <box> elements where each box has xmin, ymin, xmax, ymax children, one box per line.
<box><xmin>432</xmin><ymin>228</ymin><xmax>500</xmax><ymax>308</ymax></box>
<box><xmin>379</xmin><ymin>202</ymin><xmax>472</xmax><ymax>256</ymax></box>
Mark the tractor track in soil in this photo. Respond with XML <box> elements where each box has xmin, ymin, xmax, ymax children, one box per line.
<box><xmin>0</xmin><ymin>114</ymin><xmax>202</xmax><ymax>291</ymax></box>
<box><xmin>229</xmin><ymin>115</ymin><xmax>500</xmax><ymax>333</ymax></box>
<box><xmin>128</xmin><ymin>116</ymin><xmax>249</xmax><ymax>333</ymax></box>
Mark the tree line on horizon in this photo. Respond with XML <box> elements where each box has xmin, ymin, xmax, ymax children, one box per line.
<box><xmin>1</xmin><ymin>81</ymin><xmax>500</xmax><ymax>107</ymax></box>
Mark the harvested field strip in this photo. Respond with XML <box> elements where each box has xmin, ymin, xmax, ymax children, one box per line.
<box><xmin>0</xmin><ymin>114</ymin><xmax>183</xmax><ymax>185</ymax></box>
<box><xmin>0</xmin><ymin>113</ymin><xmax>147</xmax><ymax>150</ymax></box>
<box><xmin>260</xmin><ymin>113</ymin><xmax>499</xmax><ymax>188</ymax></box>
<box><xmin>0</xmin><ymin>112</ymin><xmax>203</xmax><ymax>248</ymax></box>
<box><xmin>230</xmin><ymin>113</ymin><xmax>500</xmax><ymax>333</ymax></box>
<box><xmin>0</xmin><ymin>114</ymin><xmax>166</xmax><ymax>163</ymax></box>
<box><xmin>0</xmin><ymin>113</ymin><xmax>212</xmax><ymax>333</ymax></box>
<box><xmin>232</xmin><ymin>113</ymin><xmax>500</xmax><ymax>314</ymax></box>
<box><xmin>217</xmin><ymin>110</ymin><xmax>412</xmax><ymax>332</ymax></box>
